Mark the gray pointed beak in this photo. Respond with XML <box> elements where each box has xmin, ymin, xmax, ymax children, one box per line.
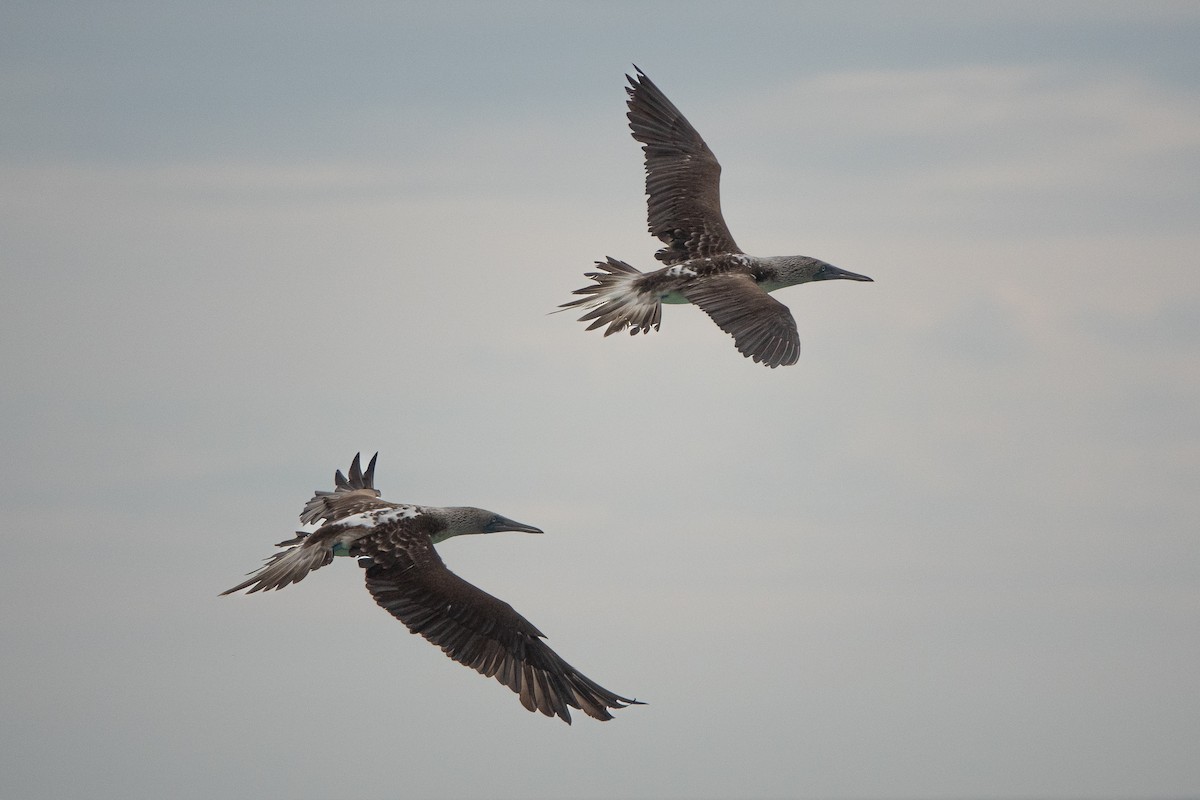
<box><xmin>814</xmin><ymin>263</ymin><xmax>873</xmax><ymax>282</ymax></box>
<box><xmin>486</xmin><ymin>515</ymin><xmax>544</xmax><ymax>535</ymax></box>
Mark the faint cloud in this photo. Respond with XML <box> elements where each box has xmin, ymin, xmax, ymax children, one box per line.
<box><xmin>922</xmin><ymin>292</ymin><xmax>1029</xmax><ymax>364</ymax></box>
<box><xmin>739</xmin><ymin>63</ymin><xmax>1200</xmax><ymax>203</ymax></box>
<box><xmin>1080</xmin><ymin>295</ymin><xmax>1200</xmax><ymax>354</ymax></box>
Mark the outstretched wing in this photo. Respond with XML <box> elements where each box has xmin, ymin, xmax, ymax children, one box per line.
<box><xmin>220</xmin><ymin>529</ymin><xmax>339</xmax><ymax>595</ymax></box>
<box><xmin>626</xmin><ymin>67</ymin><xmax>741</xmax><ymax>264</ymax></box>
<box><xmin>362</xmin><ymin>531</ymin><xmax>641</xmax><ymax>724</ymax></box>
<box><xmin>300</xmin><ymin>452</ymin><xmax>395</xmax><ymax>524</ymax></box>
<box><xmin>683</xmin><ymin>273</ymin><xmax>800</xmax><ymax>368</ymax></box>
<box><xmin>223</xmin><ymin>453</ymin><xmax>397</xmax><ymax>595</ymax></box>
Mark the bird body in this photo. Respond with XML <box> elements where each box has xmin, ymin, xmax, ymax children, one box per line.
<box><xmin>609</xmin><ymin>254</ymin><xmax>842</xmax><ymax>303</ymax></box>
<box><xmin>563</xmin><ymin>68</ymin><xmax>872</xmax><ymax>367</ymax></box>
<box><xmin>223</xmin><ymin>453</ymin><xmax>640</xmax><ymax>724</ymax></box>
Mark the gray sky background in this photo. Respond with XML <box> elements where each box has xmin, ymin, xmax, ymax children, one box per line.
<box><xmin>2</xmin><ymin>3</ymin><xmax>1198</xmax><ymax>799</ymax></box>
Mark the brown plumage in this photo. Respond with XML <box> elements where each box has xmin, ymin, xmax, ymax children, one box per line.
<box><xmin>628</xmin><ymin>68</ymin><xmax>739</xmax><ymax>265</ymax></box>
<box><xmin>562</xmin><ymin>67</ymin><xmax>873</xmax><ymax>367</ymax></box>
<box><xmin>223</xmin><ymin>453</ymin><xmax>641</xmax><ymax>724</ymax></box>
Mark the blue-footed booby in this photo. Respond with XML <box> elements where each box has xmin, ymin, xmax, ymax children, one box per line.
<box><xmin>223</xmin><ymin>453</ymin><xmax>641</xmax><ymax>724</ymax></box>
<box><xmin>561</xmin><ymin>68</ymin><xmax>873</xmax><ymax>368</ymax></box>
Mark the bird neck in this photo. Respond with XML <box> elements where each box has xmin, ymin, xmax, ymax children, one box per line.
<box><xmin>429</xmin><ymin>506</ymin><xmax>486</xmax><ymax>543</ymax></box>
<box><xmin>756</xmin><ymin>255</ymin><xmax>822</xmax><ymax>291</ymax></box>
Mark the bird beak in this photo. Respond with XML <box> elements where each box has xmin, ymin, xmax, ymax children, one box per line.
<box><xmin>486</xmin><ymin>515</ymin><xmax>544</xmax><ymax>535</ymax></box>
<box><xmin>814</xmin><ymin>263</ymin><xmax>873</xmax><ymax>282</ymax></box>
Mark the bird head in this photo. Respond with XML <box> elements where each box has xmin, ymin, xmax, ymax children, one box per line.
<box><xmin>445</xmin><ymin>507</ymin><xmax>544</xmax><ymax>538</ymax></box>
<box><xmin>808</xmin><ymin>258</ymin><xmax>873</xmax><ymax>284</ymax></box>
<box><xmin>772</xmin><ymin>255</ymin><xmax>873</xmax><ymax>285</ymax></box>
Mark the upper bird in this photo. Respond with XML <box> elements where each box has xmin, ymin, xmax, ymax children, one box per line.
<box><xmin>222</xmin><ymin>453</ymin><xmax>641</xmax><ymax>724</ymax></box>
<box><xmin>561</xmin><ymin>67</ymin><xmax>872</xmax><ymax>368</ymax></box>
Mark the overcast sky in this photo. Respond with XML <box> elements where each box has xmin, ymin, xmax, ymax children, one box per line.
<box><xmin>2</xmin><ymin>2</ymin><xmax>1198</xmax><ymax>799</ymax></box>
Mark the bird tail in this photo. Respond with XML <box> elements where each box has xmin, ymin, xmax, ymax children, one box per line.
<box><xmin>557</xmin><ymin>258</ymin><xmax>662</xmax><ymax>336</ymax></box>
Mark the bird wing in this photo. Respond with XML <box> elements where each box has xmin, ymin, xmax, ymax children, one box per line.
<box><xmin>362</xmin><ymin>529</ymin><xmax>640</xmax><ymax>724</ymax></box>
<box><xmin>220</xmin><ymin>527</ymin><xmax>341</xmax><ymax>595</ymax></box>
<box><xmin>683</xmin><ymin>273</ymin><xmax>801</xmax><ymax>367</ymax></box>
<box><xmin>300</xmin><ymin>452</ymin><xmax>396</xmax><ymax>525</ymax></box>
<box><xmin>626</xmin><ymin>67</ymin><xmax>741</xmax><ymax>264</ymax></box>
<box><xmin>223</xmin><ymin>453</ymin><xmax>396</xmax><ymax>594</ymax></box>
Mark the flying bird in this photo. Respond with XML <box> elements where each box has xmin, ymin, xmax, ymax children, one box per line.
<box><xmin>222</xmin><ymin>453</ymin><xmax>641</xmax><ymax>724</ymax></box>
<box><xmin>562</xmin><ymin>67</ymin><xmax>873</xmax><ymax>367</ymax></box>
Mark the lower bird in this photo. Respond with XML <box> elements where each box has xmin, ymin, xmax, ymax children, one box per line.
<box><xmin>562</xmin><ymin>68</ymin><xmax>873</xmax><ymax>367</ymax></box>
<box><xmin>222</xmin><ymin>453</ymin><xmax>641</xmax><ymax>724</ymax></box>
